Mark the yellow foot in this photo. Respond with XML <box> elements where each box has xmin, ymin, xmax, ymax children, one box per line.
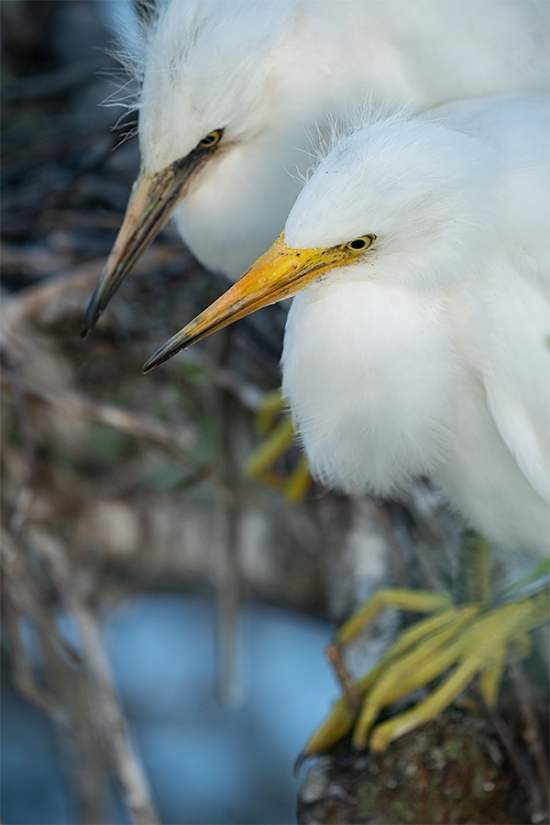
<box><xmin>303</xmin><ymin>586</ymin><xmax>548</xmax><ymax>757</ymax></box>
<box><xmin>243</xmin><ymin>389</ymin><xmax>312</xmax><ymax>503</ymax></box>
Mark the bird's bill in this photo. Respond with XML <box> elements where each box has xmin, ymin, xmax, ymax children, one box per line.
<box><xmin>142</xmin><ymin>233</ymin><xmax>351</xmax><ymax>373</ymax></box>
<box><xmin>81</xmin><ymin>154</ymin><xmax>205</xmax><ymax>338</ymax></box>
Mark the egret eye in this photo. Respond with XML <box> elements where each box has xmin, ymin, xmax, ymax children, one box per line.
<box><xmin>346</xmin><ymin>234</ymin><xmax>376</xmax><ymax>252</ymax></box>
<box><xmin>199</xmin><ymin>129</ymin><xmax>223</xmax><ymax>148</ymax></box>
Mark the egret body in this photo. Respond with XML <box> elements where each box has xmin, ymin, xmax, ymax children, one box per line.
<box><xmin>83</xmin><ymin>1</ymin><xmax>549</xmax><ymax>333</ymax></box>
<box><xmin>143</xmin><ymin>92</ymin><xmax>550</xmax><ymax>749</ymax></box>
<box><xmin>146</xmin><ymin>92</ymin><xmax>550</xmax><ymax>560</ymax></box>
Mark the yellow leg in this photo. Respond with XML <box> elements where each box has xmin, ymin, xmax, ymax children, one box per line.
<box><xmin>477</xmin><ymin>643</ymin><xmax>506</xmax><ymax>708</ymax></box>
<box><xmin>370</xmin><ymin>658</ymin><xmax>481</xmax><ymax>751</ymax></box>
<box><xmin>303</xmin><ymin>695</ymin><xmax>358</xmax><ymax>756</ymax></box>
<box><xmin>282</xmin><ymin>454</ymin><xmax>312</xmax><ymax>504</ymax></box>
<box><xmin>243</xmin><ymin>418</ymin><xmax>295</xmax><ymax>490</ymax></box>
<box><xmin>255</xmin><ymin>389</ymin><xmax>286</xmax><ymax>434</ymax></box>
<box><xmin>244</xmin><ymin>390</ymin><xmax>312</xmax><ymax>502</ymax></box>
<box><xmin>337</xmin><ymin>588</ymin><xmax>452</xmax><ymax>646</ymax></box>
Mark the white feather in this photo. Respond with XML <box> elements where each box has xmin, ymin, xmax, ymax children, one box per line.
<box><xmin>125</xmin><ymin>0</ymin><xmax>549</xmax><ymax>278</ymax></box>
<box><xmin>280</xmin><ymin>94</ymin><xmax>549</xmax><ymax>559</ymax></box>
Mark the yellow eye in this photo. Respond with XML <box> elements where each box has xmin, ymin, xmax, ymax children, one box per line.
<box><xmin>199</xmin><ymin>129</ymin><xmax>222</xmax><ymax>148</ymax></box>
<box><xmin>346</xmin><ymin>234</ymin><xmax>376</xmax><ymax>252</ymax></box>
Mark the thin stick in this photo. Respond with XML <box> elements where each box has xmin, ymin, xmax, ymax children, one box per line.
<box><xmin>325</xmin><ymin>642</ymin><xmax>362</xmax><ymax>714</ymax></box>
<box><xmin>35</xmin><ymin>534</ymin><xmax>160</xmax><ymax>825</ymax></box>
<box><xmin>2</xmin><ymin>346</ymin><xmax>160</xmax><ymax>825</ymax></box>
<box><xmin>1</xmin><ymin>372</ymin><xmax>250</xmax><ymax>506</ymax></box>
<box><xmin>214</xmin><ymin>331</ymin><xmax>242</xmax><ymax>707</ymax></box>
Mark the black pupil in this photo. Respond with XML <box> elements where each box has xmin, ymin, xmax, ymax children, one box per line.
<box><xmin>203</xmin><ymin>133</ymin><xmax>216</xmax><ymax>144</ymax></box>
<box><xmin>350</xmin><ymin>238</ymin><xmax>366</xmax><ymax>250</ymax></box>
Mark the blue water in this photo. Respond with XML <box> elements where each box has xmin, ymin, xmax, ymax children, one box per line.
<box><xmin>1</xmin><ymin>595</ymin><xmax>338</xmax><ymax>824</ymax></box>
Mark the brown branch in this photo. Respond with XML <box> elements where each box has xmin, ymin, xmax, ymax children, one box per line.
<box><xmin>1</xmin><ymin>370</ymin><xmax>255</xmax><ymax>511</ymax></box>
<box><xmin>325</xmin><ymin>642</ymin><xmax>362</xmax><ymax>714</ymax></box>
<box><xmin>12</xmin><ymin>528</ymin><xmax>161</xmax><ymax>825</ymax></box>
<box><xmin>1</xmin><ymin>370</ymin><xmax>196</xmax><ymax>461</ymax></box>
<box><xmin>1</xmin><ymin>530</ymin><xmax>111</xmax><ymax>823</ymax></box>
<box><xmin>2</xmin><ymin>343</ymin><xmax>160</xmax><ymax>824</ymax></box>
<box><xmin>1</xmin><ymin>534</ymin><xmax>58</xmax><ymax>714</ymax></box>
<box><xmin>2</xmin><ymin>242</ymin><xmax>184</xmax><ymax>329</ymax></box>
<box><xmin>1</xmin><ymin>349</ymin><xmax>36</xmax><ymax>526</ymax></box>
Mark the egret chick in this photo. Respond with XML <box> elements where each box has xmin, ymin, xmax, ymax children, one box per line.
<box><xmin>143</xmin><ymin>92</ymin><xmax>550</xmax><ymax>749</ymax></box>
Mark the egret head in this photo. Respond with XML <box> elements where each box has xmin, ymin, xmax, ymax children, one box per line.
<box><xmin>284</xmin><ymin>115</ymin><xmax>497</xmax><ymax>287</ymax></box>
<box><xmin>82</xmin><ymin>0</ymin><xmax>296</xmax><ymax>337</ymax></box>
<box><xmin>139</xmin><ymin>0</ymin><xmax>292</xmax><ymax>173</ymax></box>
<box><xmin>142</xmin><ymin>113</ymin><xmax>497</xmax><ymax>372</ymax></box>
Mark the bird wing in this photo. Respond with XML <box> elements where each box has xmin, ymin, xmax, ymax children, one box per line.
<box><xmin>487</xmin><ymin>383</ymin><xmax>550</xmax><ymax>505</ymax></box>
<box><xmin>478</xmin><ymin>268</ymin><xmax>550</xmax><ymax>505</ymax></box>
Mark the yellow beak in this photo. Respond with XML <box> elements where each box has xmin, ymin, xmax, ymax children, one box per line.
<box><xmin>81</xmin><ymin>147</ymin><xmax>213</xmax><ymax>338</ymax></box>
<box><xmin>142</xmin><ymin>233</ymin><xmax>359</xmax><ymax>373</ymax></box>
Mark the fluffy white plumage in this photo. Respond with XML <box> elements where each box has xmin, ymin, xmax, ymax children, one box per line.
<box><xmin>136</xmin><ymin>0</ymin><xmax>548</xmax><ymax>278</ymax></box>
<box><xmin>279</xmin><ymin>93</ymin><xmax>549</xmax><ymax>558</ymax></box>
<box><xmin>83</xmin><ymin>1</ymin><xmax>549</xmax><ymax>336</ymax></box>
<box><xmin>144</xmin><ymin>93</ymin><xmax>549</xmax><ymax>559</ymax></box>
<box><xmin>141</xmin><ymin>90</ymin><xmax>549</xmax><ymax>757</ymax></box>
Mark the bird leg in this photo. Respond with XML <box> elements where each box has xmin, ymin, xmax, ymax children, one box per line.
<box><xmin>304</xmin><ymin>596</ymin><xmax>461</xmax><ymax>755</ymax></box>
<box><xmin>303</xmin><ymin>583</ymin><xmax>548</xmax><ymax>756</ymax></box>
<box><xmin>352</xmin><ymin>605</ymin><xmax>480</xmax><ymax>748</ymax></box>
<box><xmin>243</xmin><ymin>390</ymin><xmax>312</xmax><ymax>503</ymax></box>
<box><xmin>336</xmin><ymin>588</ymin><xmax>452</xmax><ymax>646</ymax></box>
<box><xmin>457</xmin><ymin>530</ymin><xmax>492</xmax><ymax>607</ymax></box>
<box><xmin>368</xmin><ymin>591</ymin><xmax>548</xmax><ymax>752</ymax></box>
<box><xmin>254</xmin><ymin>389</ymin><xmax>288</xmax><ymax>434</ymax></box>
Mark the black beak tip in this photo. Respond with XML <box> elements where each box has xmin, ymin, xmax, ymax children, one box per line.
<box><xmin>80</xmin><ymin>288</ymin><xmax>104</xmax><ymax>339</ymax></box>
<box><xmin>80</xmin><ymin>304</ymin><xmax>101</xmax><ymax>339</ymax></box>
<box><xmin>142</xmin><ymin>337</ymin><xmax>191</xmax><ymax>374</ymax></box>
<box><xmin>141</xmin><ymin>359</ymin><xmax>155</xmax><ymax>375</ymax></box>
<box><xmin>80</xmin><ymin>319</ymin><xmax>93</xmax><ymax>340</ymax></box>
<box><xmin>142</xmin><ymin>348</ymin><xmax>167</xmax><ymax>374</ymax></box>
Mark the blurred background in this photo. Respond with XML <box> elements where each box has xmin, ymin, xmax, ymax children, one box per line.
<box><xmin>1</xmin><ymin>3</ymin><xmax>547</xmax><ymax>824</ymax></box>
<box><xmin>0</xmin><ymin>3</ymin><xmax>380</xmax><ymax>822</ymax></box>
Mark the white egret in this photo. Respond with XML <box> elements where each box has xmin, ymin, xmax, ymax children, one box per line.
<box><xmin>142</xmin><ymin>92</ymin><xmax>550</xmax><ymax>750</ymax></box>
<box><xmin>82</xmin><ymin>1</ymin><xmax>549</xmax><ymax>334</ymax></box>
